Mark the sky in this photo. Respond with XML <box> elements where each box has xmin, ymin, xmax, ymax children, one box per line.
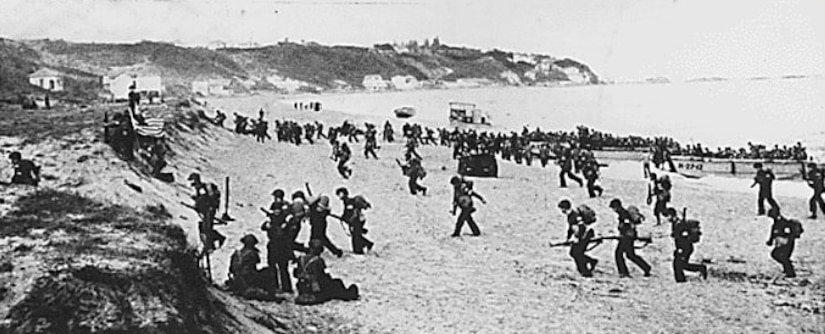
<box><xmin>1</xmin><ymin>0</ymin><xmax>824</xmax><ymax>81</ymax></box>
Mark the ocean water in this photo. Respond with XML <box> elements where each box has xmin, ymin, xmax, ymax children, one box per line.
<box><xmin>214</xmin><ymin>76</ymin><xmax>825</xmax><ymax>150</ymax></box>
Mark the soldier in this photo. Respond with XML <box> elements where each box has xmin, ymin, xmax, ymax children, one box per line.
<box><xmin>335</xmin><ymin>187</ymin><xmax>374</xmax><ymax>254</ymax></box>
<box><xmin>557</xmin><ymin>148</ymin><xmax>583</xmax><ymax>188</ymax></box>
<box><xmin>609</xmin><ymin>199</ymin><xmax>651</xmax><ymax>278</ymax></box>
<box><xmin>404</xmin><ymin>158</ymin><xmax>428</xmax><ymax>195</ymax></box>
<box><xmin>188</xmin><ymin>173</ymin><xmax>226</xmax><ymax>253</ymax></box>
<box><xmin>450</xmin><ymin>176</ymin><xmax>487</xmax><ymax>237</ymax></box>
<box><xmin>7</xmin><ymin>152</ymin><xmax>40</xmax><ymax>186</ymax></box>
<box><xmin>581</xmin><ymin>159</ymin><xmax>604</xmax><ymax>198</ymax></box>
<box><xmin>294</xmin><ymin>239</ymin><xmax>360</xmax><ymax>305</ymax></box>
<box><xmin>558</xmin><ymin>200</ymin><xmax>598</xmax><ymax>277</ymax></box>
<box><xmin>227</xmin><ymin>234</ymin><xmax>278</xmax><ymax>298</ymax></box>
<box><xmin>364</xmin><ymin>124</ymin><xmax>380</xmax><ymax>159</ymax></box>
<box><xmin>383</xmin><ymin>121</ymin><xmax>395</xmax><ymax>142</ymax></box>
<box><xmin>261</xmin><ymin>189</ymin><xmax>294</xmax><ymax>293</ymax></box>
<box><xmin>287</xmin><ymin>191</ymin><xmax>310</xmax><ymax>253</ymax></box>
<box><xmin>307</xmin><ymin>195</ymin><xmax>344</xmax><ymax>257</ymax></box>
<box><xmin>766</xmin><ymin>207</ymin><xmax>802</xmax><ymax>278</ymax></box>
<box><xmin>804</xmin><ymin>162</ymin><xmax>825</xmax><ymax>219</ymax></box>
<box><xmin>664</xmin><ymin>208</ymin><xmax>708</xmax><ymax>283</ymax></box>
<box><xmin>648</xmin><ymin>174</ymin><xmax>671</xmax><ymax>225</ymax></box>
<box><xmin>336</xmin><ymin>143</ymin><xmax>353</xmax><ymax>179</ymax></box>
<box><xmin>405</xmin><ymin>137</ymin><xmax>422</xmax><ymax>161</ymax></box>
<box><xmin>751</xmin><ymin>162</ymin><xmax>779</xmax><ymax>215</ymax></box>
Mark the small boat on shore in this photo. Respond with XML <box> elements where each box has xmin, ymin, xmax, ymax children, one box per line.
<box><xmin>394</xmin><ymin>106</ymin><xmax>416</xmax><ymax>118</ymax></box>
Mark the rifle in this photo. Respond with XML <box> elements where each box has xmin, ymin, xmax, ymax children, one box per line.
<box><xmin>548</xmin><ymin>235</ymin><xmax>653</xmax><ymax>248</ymax></box>
<box><xmin>180</xmin><ymin>201</ymin><xmax>228</xmax><ymax>225</ymax></box>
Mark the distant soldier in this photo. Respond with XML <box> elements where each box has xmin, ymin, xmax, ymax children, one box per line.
<box><xmin>364</xmin><ymin>125</ymin><xmax>380</xmax><ymax>159</ymax></box>
<box><xmin>450</xmin><ymin>176</ymin><xmax>487</xmax><ymax>237</ymax></box>
<box><xmin>335</xmin><ymin>187</ymin><xmax>374</xmax><ymax>254</ymax></box>
<box><xmin>664</xmin><ymin>208</ymin><xmax>707</xmax><ymax>283</ymax></box>
<box><xmin>803</xmin><ymin>162</ymin><xmax>825</xmax><ymax>219</ymax></box>
<box><xmin>336</xmin><ymin>143</ymin><xmax>353</xmax><ymax>179</ymax></box>
<box><xmin>127</xmin><ymin>84</ymin><xmax>140</xmax><ymax>113</ymax></box>
<box><xmin>189</xmin><ymin>173</ymin><xmax>226</xmax><ymax>253</ymax></box>
<box><xmin>405</xmin><ymin>137</ymin><xmax>422</xmax><ymax>161</ymax></box>
<box><xmin>751</xmin><ymin>162</ymin><xmax>779</xmax><ymax>216</ymax></box>
<box><xmin>581</xmin><ymin>159</ymin><xmax>604</xmax><ymax>198</ymax></box>
<box><xmin>558</xmin><ymin>200</ymin><xmax>598</xmax><ymax>277</ymax></box>
<box><xmin>609</xmin><ymin>199</ymin><xmax>651</xmax><ymax>278</ymax></box>
<box><xmin>7</xmin><ymin>151</ymin><xmax>40</xmax><ymax>186</ymax></box>
<box><xmin>557</xmin><ymin>148</ymin><xmax>583</xmax><ymax>188</ymax></box>
<box><xmin>401</xmin><ymin>158</ymin><xmax>428</xmax><ymax>195</ymax></box>
<box><xmin>383</xmin><ymin>121</ymin><xmax>395</xmax><ymax>142</ymax></box>
<box><xmin>648</xmin><ymin>173</ymin><xmax>671</xmax><ymax>225</ymax></box>
<box><xmin>766</xmin><ymin>207</ymin><xmax>803</xmax><ymax>278</ymax></box>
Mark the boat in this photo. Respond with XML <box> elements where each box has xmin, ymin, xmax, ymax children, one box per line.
<box><xmin>449</xmin><ymin>102</ymin><xmax>491</xmax><ymax>127</ymax></box>
<box><xmin>393</xmin><ymin>106</ymin><xmax>416</xmax><ymax>118</ymax></box>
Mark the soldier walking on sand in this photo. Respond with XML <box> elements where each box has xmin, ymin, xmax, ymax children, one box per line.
<box><xmin>336</xmin><ymin>143</ymin><xmax>353</xmax><ymax>178</ymax></box>
<box><xmin>558</xmin><ymin>200</ymin><xmax>598</xmax><ymax>277</ymax></box>
<box><xmin>751</xmin><ymin>162</ymin><xmax>780</xmax><ymax>215</ymax></box>
<box><xmin>803</xmin><ymin>162</ymin><xmax>825</xmax><ymax>219</ymax></box>
<box><xmin>261</xmin><ymin>189</ymin><xmax>294</xmax><ymax>292</ymax></box>
<box><xmin>335</xmin><ymin>187</ymin><xmax>374</xmax><ymax>254</ymax></box>
<box><xmin>307</xmin><ymin>195</ymin><xmax>344</xmax><ymax>257</ymax></box>
<box><xmin>557</xmin><ymin>147</ymin><xmax>583</xmax><ymax>188</ymax></box>
<box><xmin>450</xmin><ymin>176</ymin><xmax>486</xmax><ymax>237</ymax></box>
<box><xmin>665</xmin><ymin>208</ymin><xmax>707</xmax><ymax>283</ymax></box>
<box><xmin>609</xmin><ymin>199</ymin><xmax>651</xmax><ymax>278</ymax></box>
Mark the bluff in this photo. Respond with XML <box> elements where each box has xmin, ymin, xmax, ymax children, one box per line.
<box><xmin>0</xmin><ymin>38</ymin><xmax>600</xmax><ymax>99</ymax></box>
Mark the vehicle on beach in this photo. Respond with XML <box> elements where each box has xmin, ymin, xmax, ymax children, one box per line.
<box><xmin>393</xmin><ymin>106</ymin><xmax>416</xmax><ymax>118</ymax></box>
<box><xmin>449</xmin><ymin>102</ymin><xmax>491</xmax><ymax>127</ymax></box>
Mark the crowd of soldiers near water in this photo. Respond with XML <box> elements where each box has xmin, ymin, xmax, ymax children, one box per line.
<box><xmin>2</xmin><ymin>97</ymin><xmax>818</xmax><ymax>306</ymax></box>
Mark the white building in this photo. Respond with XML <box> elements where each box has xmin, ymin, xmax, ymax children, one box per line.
<box><xmin>103</xmin><ymin>64</ymin><xmax>162</xmax><ymax>100</ymax></box>
<box><xmin>362</xmin><ymin>75</ymin><xmax>388</xmax><ymax>91</ymax></box>
<box><xmin>28</xmin><ymin>68</ymin><xmax>64</xmax><ymax>91</ymax></box>
<box><xmin>390</xmin><ymin>75</ymin><xmax>421</xmax><ymax>90</ymax></box>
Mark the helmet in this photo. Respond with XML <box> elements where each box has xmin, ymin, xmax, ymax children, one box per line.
<box><xmin>609</xmin><ymin>198</ymin><xmax>622</xmax><ymax>209</ymax></box>
<box><xmin>557</xmin><ymin>199</ymin><xmax>571</xmax><ymax>210</ymax></box>
<box><xmin>187</xmin><ymin>173</ymin><xmax>201</xmax><ymax>181</ymax></box>
<box><xmin>767</xmin><ymin>207</ymin><xmax>781</xmax><ymax>218</ymax></box>
<box><xmin>271</xmin><ymin>189</ymin><xmax>285</xmax><ymax>198</ymax></box>
<box><xmin>240</xmin><ymin>234</ymin><xmax>258</xmax><ymax>246</ymax></box>
<box><xmin>8</xmin><ymin>151</ymin><xmax>21</xmax><ymax>161</ymax></box>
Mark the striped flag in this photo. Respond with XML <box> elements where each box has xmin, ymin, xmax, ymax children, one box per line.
<box><xmin>133</xmin><ymin>117</ymin><xmax>166</xmax><ymax>138</ymax></box>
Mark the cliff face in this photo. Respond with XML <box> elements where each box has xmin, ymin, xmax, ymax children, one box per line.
<box><xmin>0</xmin><ymin>39</ymin><xmax>600</xmax><ymax>98</ymax></box>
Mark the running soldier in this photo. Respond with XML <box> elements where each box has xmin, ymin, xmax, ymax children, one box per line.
<box><xmin>450</xmin><ymin>176</ymin><xmax>487</xmax><ymax>237</ymax></box>
<box><xmin>751</xmin><ymin>162</ymin><xmax>779</xmax><ymax>215</ymax></box>
<box><xmin>609</xmin><ymin>199</ymin><xmax>651</xmax><ymax>278</ymax></box>
<box><xmin>336</xmin><ymin>143</ymin><xmax>353</xmax><ymax>178</ymax></box>
<box><xmin>364</xmin><ymin>124</ymin><xmax>380</xmax><ymax>159</ymax></box>
<box><xmin>558</xmin><ymin>200</ymin><xmax>598</xmax><ymax>277</ymax></box>
<box><xmin>557</xmin><ymin>148</ymin><xmax>583</xmax><ymax>188</ymax></box>
<box><xmin>383</xmin><ymin>121</ymin><xmax>395</xmax><ymax>142</ymax></box>
<box><xmin>665</xmin><ymin>208</ymin><xmax>707</xmax><ymax>283</ymax></box>
<box><xmin>582</xmin><ymin>158</ymin><xmax>604</xmax><ymax>198</ymax></box>
<box><xmin>335</xmin><ymin>187</ymin><xmax>374</xmax><ymax>254</ymax></box>
<box><xmin>401</xmin><ymin>158</ymin><xmax>428</xmax><ymax>195</ymax></box>
<box><xmin>648</xmin><ymin>173</ymin><xmax>671</xmax><ymax>225</ymax></box>
<box><xmin>766</xmin><ymin>207</ymin><xmax>803</xmax><ymax>278</ymax></box>
<box><xmin>803</xmin><ymin>162</ymin><xmax>825</xmax><ymax>219</ymax></box>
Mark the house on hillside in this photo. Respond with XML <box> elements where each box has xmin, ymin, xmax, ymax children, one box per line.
<box><xmin>372</xmin><ymin>44</ymin><xmax>396</xmax><ymax>54</ymax></box>
<box><xmin>390</xmin><ymin>75</ymin><xmax>421</xmax><ymax>90</ymax></box>
<box><xmin>362</xmin><ymin>75</ymin><xmax>388</xmax><ymax>91</ymax></box>
<box><xmin>28</xmin><ymin>68</ymin><xmax>64</xmax><ymax>91</ymax></box>
<box><xmin>192</xmin><ymin>78</ymin><xmax>248</xmax><ymax>96</ymax></box>
<box><xmin>103</xmin><ymin>64</ymin><xmax>162</xmax><ymax>101</ymax></box>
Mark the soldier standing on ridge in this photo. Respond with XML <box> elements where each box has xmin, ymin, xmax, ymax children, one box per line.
<box><xmin>803</xmin><ymin>162</ymin><xmax>825</xmax><ymax>219</ymax></box>
<box><xmin>751</xmin><ymin>162</ymin><xmax>779</xmax><ymax>215</ymax></box>
<box><xmin>609</xmin><ymin>199</ymin><xmax>651</xmax><ymax>278</ymax></box>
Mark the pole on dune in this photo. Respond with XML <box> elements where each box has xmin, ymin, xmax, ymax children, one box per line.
<box><xmin>221</xmin><ymin>176</ymin><xmax>234</xmax><ymax>221</ymax></box>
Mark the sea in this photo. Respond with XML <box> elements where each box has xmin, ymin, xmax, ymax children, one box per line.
<box><xmin>212</xmin><ymin>76</ymin><xmax>825</xmax><ymax>155</ymax></box>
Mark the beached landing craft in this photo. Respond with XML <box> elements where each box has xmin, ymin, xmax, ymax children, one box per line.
<box><xmin>591</xmin><ymin>149</ymin><xmax>814</xmax><ymax>180</ymax></box>
<box><xmin>449</xmin><ymin>102</ymin><xmax>492</xmax><ymax>127</ymax></box>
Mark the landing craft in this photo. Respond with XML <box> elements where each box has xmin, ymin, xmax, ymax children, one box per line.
<box><xmin>393</xmin><ymin>106</ymin><xmax>416</xmax><ymax>119</ymax></box>
<box><xmin>449</xmin><ymin>102</ymin><xmax>491</xmax><ymax>127</ymax></box>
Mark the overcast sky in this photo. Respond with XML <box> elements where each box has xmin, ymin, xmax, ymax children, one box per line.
<box><xmin>1</xmin><ymin>0</ymin><xmax>823</xmax><ymax>81</ymax></box>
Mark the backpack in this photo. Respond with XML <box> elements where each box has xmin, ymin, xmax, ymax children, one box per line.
<box><xmin>229</xmin><ymin>250</ymin><xmax>243</xmax><ymax>277</ymax></box>
<box><xmin>676</xmin><ymin>219</ymin><xmax>701</xmax><ymax>243</ymax></box>
<box><xmin>787</xmin><ymin>219</ymin><xmax>804</xmax><ymax>239</ymax></box>
<box><xmin>577</xmin><ymin>204</ymin><xmax>597</xmax><ymax>225</ymax></box>
<box><xmin>352</xmin><ymin>195</ymin><xmax>371</xmax><ymax>210</ymax></box>
<box><xmin>659</xmin><ymin>175</ymin><xmax>672</xmax><ymax>191</ymax></box>
<box><xmin>627</xmin><ymin>205</ymin><xmax>645</xmax><ymax>224</ymax></box>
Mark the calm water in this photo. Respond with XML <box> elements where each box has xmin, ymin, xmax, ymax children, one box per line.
<box><xmin>215</xmin><ymin>77</ymin><xmax>825</xmax><ymax>150</ymax></box>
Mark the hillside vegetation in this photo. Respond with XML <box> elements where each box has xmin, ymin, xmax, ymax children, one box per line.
<box><xmin>0</xmin><ymin>38</ymin><xmax>599</xmax><ymax>99</ymax></box>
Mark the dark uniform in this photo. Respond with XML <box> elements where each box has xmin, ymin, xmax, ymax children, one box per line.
<box><xmin>337</xmin><ymin>190</ymin><xmax>374</xmax><ymax>254</ymax></box>
<box><xmin>582</xmin><ymin>160</ymin><xmax>604</xmax><ymax>198</ymax></box>
<box><xmin>9</xmin><ymin>152</ymin><xmax>39</xmax><ymax>186</ymax></box>
<box><xmin>336</xmin><ymin>143</ymin><xmax>352</xmax><ymax>179</ymax></box>
<box><xmin>262</xmin><ymin>196</ymin><xmax>294</xmax><ymax>293</ymax></box>
<box><xmin>308</xmin><ymin>196</ymin><xmax>343</xmax><ymax>257</ymax></box>
<box><xmin>558</xmin><ymin>149</ymin><xmax>583</xmax><ymax>188</ymax></box>
<box><xmin>406</xmin><ymin>159</ymin><xmax>428</xmax><ymax>195</ymax></box>
<box><xmin>294</xmin><ymin>240</ymin><xmax>359</xmax><ymax>305</ymax></box>
<box><xmin>804</xmin><ymin>164</ymin><xmax>825</xmax><ymax>219</ymax></box>
<box><xmin>767</xmin><ymin>209</ymin><xmax>799</xmax><ymax>278</ymax></box>
<box><xmin>671</xmin><ymin>216</ymin><xmax>707</xmax><ymax>283</ymax></box>
<box><xmin>752</xmin><ymin>164</ymin><xmax>779</xmax><ymax>215</ymax></box>
<box><xmin>565</xmin><ymin>210</ymin><xmax>598</xmax><ymax>277</ymax></box>
<box><xmin>451</xmin><ymin>177</ymin><xmax>485</xmax><ymax>237</ymax></box>
<box><xmin>611</xmin><ymin>201</ymin><xmax>651</xmax><ymax>277</ymax></box>
<box><xmin>190</xmin><ymin>174</ymin><xmax>226</xmax><ymax>252</ymax></box>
